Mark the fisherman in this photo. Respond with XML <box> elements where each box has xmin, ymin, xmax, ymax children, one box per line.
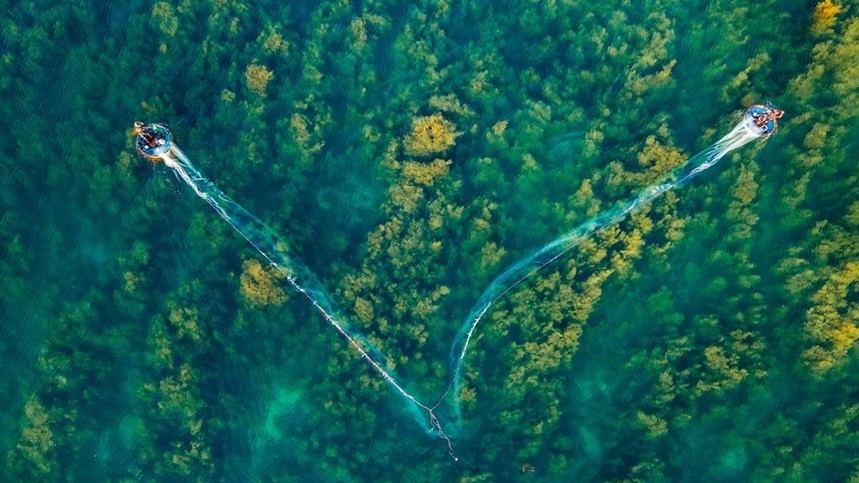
<box><xmin>141</xmin><ymin>129</ymin><xmax>160</xmax><ymax>148</ymax></box>
<box><xmin>752</xmin><ymin>110</ymin><xmax>770</xmax><ymax>128</ymax></box>
<box><xmin>752</xmin><ymin>106</ymin><xmax>784</xmax><ymax>128</ymax></box>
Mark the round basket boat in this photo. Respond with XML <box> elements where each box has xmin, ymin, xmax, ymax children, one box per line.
<box><xmin>135</xmin><ymin>123</ymin><xmax>173</xmax><ymax>162</ymax></box>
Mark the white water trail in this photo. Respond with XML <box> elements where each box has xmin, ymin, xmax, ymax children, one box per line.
<box><xmin>444</xmin><ymin>120</ymin><xmax>762</xmax><ymax>423</ymax></box>
<box><xmin>159</xmin><ymin>147</ymin><xmax>459</xmax><ymax>460</ymax></box>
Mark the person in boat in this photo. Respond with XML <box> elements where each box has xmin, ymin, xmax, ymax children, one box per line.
<box><xmin>141</xmin><ymin>130</ymin><xmax>159</xmax><ymax>148</ymax></box>
<box><xmin>752</xmin><ymin>107</ymin><xmax>784</xmax><ymax>128</ymax></box>
<box><xmin>752</xmin><ymin>110</ymin><xmax>770</xmax><ymax>128</ymax></box>
<box><xmin>136</xmin><ymin>123</ymin><xmax>166</xmax><ymax>148</ymax></box>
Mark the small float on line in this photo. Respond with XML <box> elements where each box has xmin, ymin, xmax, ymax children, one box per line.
<box><xmin>132</xmin><ymin>121</ymin><xmax>173</xmax><ymax>162</ymax></box>
<box><xmin>744</xmin><ymin>105</ymin><xmax>784</xmax><ymax>137</ymax></box>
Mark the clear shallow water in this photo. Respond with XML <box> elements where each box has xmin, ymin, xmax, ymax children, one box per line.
<box><xmin>2</xmin><ymin>1</ymin><xmax>857</xmax><ymax>481</ymax></box>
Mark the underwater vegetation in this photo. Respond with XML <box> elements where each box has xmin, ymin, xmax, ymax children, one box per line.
<box><xmin>1</xmin><ymin>0</ymin><xmax>857</xmax><ymax>481</ymax></box>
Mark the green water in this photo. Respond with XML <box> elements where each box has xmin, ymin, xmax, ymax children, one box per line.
<box><xmin>2</xmin><ymin>1</ymin><xmax>857</xmax><ymax>481</ymax></box>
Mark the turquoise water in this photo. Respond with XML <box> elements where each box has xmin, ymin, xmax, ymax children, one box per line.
<box><xmin>2</xmin><ymin>1</ymin><xmax>857</xmax><ymax>481</ymax></box>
